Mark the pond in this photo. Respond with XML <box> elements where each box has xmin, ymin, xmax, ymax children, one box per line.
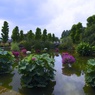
<box><xmin>0</xmin><ymin>51</ymin><xmax>95</xmax><ymax>95</ymax></box>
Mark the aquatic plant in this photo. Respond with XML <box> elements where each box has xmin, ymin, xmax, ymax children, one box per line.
<box><xmin>0</xmin><ymin>49</ymin><xmax>14</xmax><ymax>74</ymax></box>
<box><xmin>17</xmin><ymin>53</ymin><xmax>55</xmax><ymax>88</ymax></box>
<box><xmin>85</xmin><ymin>59</ymin><xmax>95</xmax><ymax>87</ymax></box>
<box><xmin>62</xmin><ymin>52</ymin><xmax>75</xmax><ymax>64</ymax></box>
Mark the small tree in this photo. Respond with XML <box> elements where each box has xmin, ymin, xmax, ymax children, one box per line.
<box><xmin>1</xmin><ymin>21</ymin><xmax>9</xmax><ymax>43</ymax></box>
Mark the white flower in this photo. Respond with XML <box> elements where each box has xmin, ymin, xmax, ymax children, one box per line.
<box><xmin>26</xmin><ymin>51</ymin><xmax>31</xmax><ymax>54</ymax></box>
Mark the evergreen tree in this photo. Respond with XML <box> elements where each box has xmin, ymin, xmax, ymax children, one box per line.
<box><xmin>52</xmin><ymin>33</ymin><xmax>55</xmax><ymax>42</ymax></box>
<box><xmin>27</xmin><ymin>30</ymin><xmax>34</xmax><ymax>40</ymax></box>
<box><xmin>11</xmin><ymin>26</ymin><xmax>19</xmax><ymax>42</ymax></box>
<box><xmin>42</xmin><ymin>29</ymin><xmax>47</xmax><ymax>41</ymax></box>
<box><xmin>35</xmin><ymin>27</ymin><xmax>41</xmax><ymax>40</ymax></box>
<box><xmin>47</xmin><ymin>33</ymin><xmax>52</xmax><ymax>41</ymax></box>
<box><xmin>1</xmin><ymin>21</ymin><xmax>9</xmax><ymax>43</ymax></box>
<box><xmin>19</xmin><ymin>30</ymin><xmax>24</xmax><ymax>41</ymax></box>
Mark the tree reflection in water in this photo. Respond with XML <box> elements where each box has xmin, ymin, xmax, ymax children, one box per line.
<box><xmin>0</xmin><ymin>72</ymin><xmax>14</xmax><ymax>89</ymax></box>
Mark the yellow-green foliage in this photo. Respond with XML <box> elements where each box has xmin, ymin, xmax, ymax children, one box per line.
<box><xmin>11</xmin><ymin>42</ymin><xmax>19</xmax><ymax>51</ymax></box>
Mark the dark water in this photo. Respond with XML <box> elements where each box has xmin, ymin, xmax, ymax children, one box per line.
<box><xmin>0</xmin><ymin>51</ymin><xmax>95</xmax><ymax>95</ymax></box>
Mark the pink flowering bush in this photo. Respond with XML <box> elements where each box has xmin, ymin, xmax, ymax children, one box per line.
<box><xmin>62</xmin><ymin>52</ymin><xmax>75</xmax><ymax>64</ymax></box>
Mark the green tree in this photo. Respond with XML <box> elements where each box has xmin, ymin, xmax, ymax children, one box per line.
<box><xmin>52</xmin><ymin>33</ymin><xmax>56</xmax><ymax>42</ymax></box>
<box><xmin>70</xmin><ymin>22</ymin><xmax>83</xmax><ymax>43</ymax></box>
<box><xmin>11</xmin><ymin>26</ymin><xmax>19</xmax><ymax>42</ymax></box>
<box><xmin>35</xmin><ymin>27</ymin><xmax>41</xmax><ymax>40</ymax></box>
<box><xmin>61</xmin><ymin>30</ymin><xmax>70</xmax><ymax>38</ymax></box>
<box><xmin>87</xmin><ymin>15</ymin><xmax>95</xmax><ymax>27</ymax></box>
<box><xmin>19</xmin><ymin>30</ymin><xmax>24</xmax><ymax>41</ymax></box>
<box><xmin>47</xmin><ymin>33</ymin><xmax>52</xmax><ymax>41</ymax></box>
<box><xmin>27</xmin><ymin>30</ymin><xmax>34</xmax><ymax>40</ymax></box>
<box><xmin>42</xmin><ymin>29</ymin><xmax>47</xmax><ymax>41</ymax></box>
<box><xmin>1</xmin><ymin>21</ymin><xmax>9</xmax><ymax>43</ymax></box>
<box><xmin>83</xmin><ymin>24</ymin><xmax>95</xmax><ymax>45</ymax></box>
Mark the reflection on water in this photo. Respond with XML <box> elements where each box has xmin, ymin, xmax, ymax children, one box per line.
<box><xmin>19</xmin><ymin>81</ymin><xmax>56</xmax><ymax>95</ymax></box>
<box><xmin>0</xmin><ymin>72</ymin><xmax>14</xmax><ymax>89</ymax></box>
<box><xmin>0</xmin><ymin>51</ymin><xmax>95</xmax><ymax>95</ymax></box>
<box><xmin>83</xmin><ymin>85</ymin><xmax>95</xmax><ymax>95</ymax></box>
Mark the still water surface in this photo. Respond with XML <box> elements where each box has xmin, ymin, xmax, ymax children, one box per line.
<box><xmin>0</xmin><ymin>52</ymin><xmax>95</xmax><ymax>95</ymax></box>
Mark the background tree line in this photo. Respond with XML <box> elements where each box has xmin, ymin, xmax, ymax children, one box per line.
<box><xmin>1</xmin><ymin>14</ymin><xmax>95</xmax><ymax>51</ymax></box>
<box><xmin>61</xmin><ymin>14</ymin><xmax>95</xmax><ymax>47</ymax></box>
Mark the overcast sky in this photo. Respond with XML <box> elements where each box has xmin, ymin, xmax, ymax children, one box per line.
<box><xmin>0</xmin><ymin>0</ymin><xmax>95</xmax><ymax>38</ymax></box>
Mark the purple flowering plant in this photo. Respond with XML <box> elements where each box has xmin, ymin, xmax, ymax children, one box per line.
<box><xmin>12</xmin><ymin>51</ymin><xmax>20</xmax><ymax>58</ymax></box>
<box><xmin>62</xmin><ymin>52</ymin><xmax>75</xmax><ymax>64</ymax></box>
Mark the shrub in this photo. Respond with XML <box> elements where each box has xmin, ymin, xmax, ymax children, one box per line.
<box><xmin>76</xmin><ymin>42</ymin><xmax>92</xmax><ymax>56</ymax></box>
<box><xmin>85</xmin><ymin>59</ymin><xmax>95</xmax><ymax>87</ymax></box>
<box><xmin>59</xmin><ymin>37</ymin><xmax>73</xmax><ymax>50</ymax></box>
<box><xmin>0</xmin><ymin>49</ymin><xmax>14</xmax><ymax>74</ymax></box>
<box><xmin>19</xmin><ymin>40</ymin><xmax>32</xmax><ymax>51</ymax></box>
<box><xmin>11</xmin><ymin>42</ymin><xmax>19</xmax><ymax>51</ymax></box>
<box><xmin>17</xmin><ymin>53</ymin><xmax>55</xmax><ymax>88</ymax></box>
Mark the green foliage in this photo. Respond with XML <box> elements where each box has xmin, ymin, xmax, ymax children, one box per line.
<box><xmin>85</xmin><ymin>59</ymin><xmax>95</xmax><ymax>87</ymax></box>
<box><xmin>43</xmin><ymin>41</ymin><xmax>52</xmax><ymax>50</ymax></box>
<box><xmin>19</xmin><ymin>30</ymin><xmax>24</xmax><ymax>41</ymax></box>
<box><xmin>0</xmin><ymin>49</ymin><xmax>14</xmax><ymax>74</ymax></box>
<box><xmin>11</xmin><ymin>26</ymin><xmax>19</xmax><ymax>42</ymax></box>
<box><xmin>61</xmin><ymin>30</ymin><xmax>70</xmax><ymax>38</ymax></box>
<box><xmin>87</xmin><ymin>15</ymin><xmax>95</xmax><ymax>27</ymax></box>
<box><xmin>1</xmin><ymin>21</ymin><xmax>9</xmax><ymax>43</ymax></box>
<box><xmin>34</xmin><ymin>41</ymin><xmax>42</xmax><ymax>50</ymax></box>
<box><xmin>59</xmin><ymin>37</ymin><xmax>73</xmax><ymax>50</ymax></box>
<box><xmin>83</xmin><ymin>24</ymin><xmax>95</xmax><ymax>45</ymax></box>
<box><xmin>76</xmin><ymin>42</ymin><xmax>92</xmax><ymax>56</ymax></box>
<box><xmin>70</xmin><ymin>22</ymin><xmax>83</xmax><ymax>43</ymax></box>
<box><xmin>35</xmin><ymin>27</ymin><xmax>41</xmax><ymax>40</ymax></box>
<box><xmin>26</xmin><ymin>30</ymin><xmax>34</xmax><ymax>40</ymax></box>
<box><xmin>42</xmin><ymin>29</ymin><xmax>47</xmax><ymax>41</ymax></box>
<box><xmin>19</xmin><ymin>40</ymin><xmax>32</xmax><ymax>51</ymax></box>
<box><xmin>17</xmin><ymin>53</ymin><xmax>55</xmax><ymax>88</ymax></box>
<box><xmin>11</xmin><ymin>42</ymin><xmax>19</xmax><ymax>51</ymax></box>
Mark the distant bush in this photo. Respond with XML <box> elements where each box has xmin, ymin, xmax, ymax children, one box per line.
<box><xmin>76</xmin><ymin>42</ymin><xmax>92</xmax><ymax>56</ymax></box>
<box><xmin>59</xmin><ymin>37</ymin><xmax>73</xmax><ymax>50</ymax></box>
<box><xmin>11</xmin><ymin>42</ymin><xmax>19</xmax><ymax>51</ymax></box>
